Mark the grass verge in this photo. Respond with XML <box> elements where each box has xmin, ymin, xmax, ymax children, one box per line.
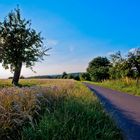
<box><xmin>0</xmin><ymin>79</ymin><xmax>122</xmax><ymax>140</ymax></box>
<box><xmin>85</xmin><ymin>78</ymin><xmax>140</xmax><ymax>96</ymax></box>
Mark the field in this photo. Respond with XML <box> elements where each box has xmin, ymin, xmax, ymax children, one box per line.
<box><xmin>0</xmin><ymin>79</ymin><xmax>122</xmax><ymax>140</ymax></box>
<box><xmin>87</xmin><ymin>78</ymin><xmax>140</xmax><ymax>96</ymax></box>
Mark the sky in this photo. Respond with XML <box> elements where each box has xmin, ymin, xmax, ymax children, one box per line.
<box><xmin>0</xmin><ymin>0</ymin><xmax>140</xmax><ymax>78</ymax></box>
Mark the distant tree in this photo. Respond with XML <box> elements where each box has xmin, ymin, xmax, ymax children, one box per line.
<box><xmin>110</xmin><ymin>51</ymin><xmax>138</xmax><ymax>79</ymax></box>
<box><xmin>0</xmin><ymin>7</ymin><xmax>50</xmax><ymax>85</ymax></box>
<box><xmin>109</xmin><ymin>52</ymin><xmax>128</xmax><ymax>79</ymax></box>
<box><xmin>61</xmin><ymin>72</ymin><xmax>68</xmax><ymax>79</ymax></box>
<box><xmin>73</xmin><ymin>75</ymin><xmax>80</xmax><ymax>81</ymax></box>
<box><xmin>109</xmin><ymin>51</ymin><xmax>123</xmax><ymax>65</ymax></box>
<box><xmin>80</xmin><ymin>73</ymin><xmax>91</xmax><ymax>81</ymax></box>
<box><xmin>67</xmin><ymin>74</ymin><xmax>74</xmax><ymax>79</ymax></box>
<box><xmin>127</xmin><ymin>48</ymin><xmax>140</xmax><ymax>84</ymax></box>
<box><xmin>8</xmin><ymin>77</ymin><xmax>13</xmax><ymax>79</ymax></box>
<box><xmin>87</xmin><ymin>57</ymin><xmax>110</xmax><ymax>81</ymax></box>
<box><xmin>20</xmin><ymin>75</ymin><xmax>25</xmax><ymax>79</ymax></box>
<box><xmin>127</xmin><ymin>48</ymin><xmax>140</xmax><ymax>76</ymax></box>
<box><xmin>109</xmin><ymin>62</ymin><xmax>134</xmax><ymax>79</ymax></box>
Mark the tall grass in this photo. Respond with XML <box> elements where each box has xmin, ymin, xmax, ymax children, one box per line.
<box><xmin>0</xmin><ymin>79</ymin><xmax>122</xmax><ymax>140</ymax></box>
<box><xmin>0</xmin><ymin>79</ymin><xmax>12</xmax><ymax>88</ymax></box>
<box><xmin>88</xmin><ymin>78</ymin><xmax>140</xmax><ymax>96</ymax></box>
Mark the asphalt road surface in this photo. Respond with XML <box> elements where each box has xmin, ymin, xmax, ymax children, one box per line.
<box><xmin>84</xmin><ymin>83</ymin><xmax>140</xmax><ymax>140</ymax></box>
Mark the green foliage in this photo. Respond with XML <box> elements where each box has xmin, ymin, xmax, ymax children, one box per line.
<box><xmin>61</xmin><ymin>72</ymin><xmax>68</xmax><ymax>79</ymax></box>
<box><xmin>87</xmin><ymin>57</ymin><xmax>110</xmax><ymax>81</ymax></box>
<box><xmin>109</xmin><ymin>51</ymin><xmax>125</xmax><ymax>79</ymax></box>
<box><xmin>67</xmin><ymin>74</ymin><xmax>74</xmax><ymax>79</ymax></box>
<box><xmin>0</xmin><ymin>7</ymin><xmax>50</xmax><ymax>85</ymax></box>
<box><xmin>86</xmin><ymin>49</ymin><xmax>140</xmax><ymax>81</ymax></box>
<box><xmin>109</xmin><ymin>49</ymin><xmax>140</xmax><ymax>79</ymax></box>
<box><xmin>61</xmin><ymin>72</ymin><xmax>80</xmax><ymax>81</ymax></box>
<box><xmin>127</xmin><ymin>48</ymin><xmax>140</xmax><ymax>76</ymax></box>
<box><xmin>20</xmin><ymin>75</ymin><xmax>25</xmax><ymax>79</ymax></box>
<box><xmin>88</xmin><ymin>78</ymin><xmax>140</xmax><ymax>96</ymax></box>
<box><xmin>109</xmin><ymin>60</ymin><xmax>135</xmax><ymax>79</ymax></box>
<box><xmin>80</xmin><ymin>72</ymin><xmax>91</xmax><ymax>81</ymax></box>
<box><xmin>73</xmin><ymin>75</ymin><xmax>80</xmax><ymax>81</ymax></box>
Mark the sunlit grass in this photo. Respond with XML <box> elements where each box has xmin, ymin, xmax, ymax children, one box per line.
<box><xmin>0</xmin><ymin>79</ymin><xmax>75</xmax><ymax>87</ymax></box>
<box><xmin>0</xmin><ymin>79</ymin><xmax>12</xmax><ymax>87</ymax></box>
<box><xmin>0</xmin><ymin>79</ymin><xmax>122</xmax><ymax>140</ymax></box>
<box><xmin>87</xmin><ymin>78</ymin><xmax>140</xmax><ymax>96</ymax></box>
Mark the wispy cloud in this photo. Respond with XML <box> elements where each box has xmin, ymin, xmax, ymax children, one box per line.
<box><xmin>47</xmin><ymin>39</ymin><xmax>58</xmax><ymax>47</ymax></box>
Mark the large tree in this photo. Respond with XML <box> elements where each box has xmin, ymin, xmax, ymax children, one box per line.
<box><xmin>0</xmin><ymin>8</ymin><xmax>50</xmax><ymax>85</ymax></box>
<box><xmin>109</xmin><ymin>51</ymin><xmax>134</xmax><ymax>79</ymax></box>
<box><xmin>87</xmin><ymin>57</ymin><xmax>110</xmax><ymax>81</ymax></box>
<box><xmin>110</xmin><ymin>49</ymin><xmax>140</xmax><ymax>79</ymax></box>
<box><xmin>127</xmin><ymin>48</ymin><xmax>140</xmax><ymax>76</ymax></box>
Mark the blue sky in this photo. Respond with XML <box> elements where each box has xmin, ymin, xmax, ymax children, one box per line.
<box><xmin>0</xmin><ymin>0</ymin><xmax>140</xmax><ymax>78</ymax></box>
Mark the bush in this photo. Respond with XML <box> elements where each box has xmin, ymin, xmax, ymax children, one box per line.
<box><xmin>87</xmin><ymin>57</ymin><xmax>110</xmax><ymax>81</ymax></box>
<box><xmin>80</xmin><ymin>72</ymin><xmax>91</xmax><ymax>81</ymax></box>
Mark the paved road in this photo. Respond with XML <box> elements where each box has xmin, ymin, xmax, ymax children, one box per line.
<box><xmin>84</xmin><ymin>83</ymin><xmax>140</xmax><ymax>140</ymax></box>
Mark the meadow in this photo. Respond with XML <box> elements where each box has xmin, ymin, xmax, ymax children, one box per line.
<box><xmin>0</xmin><ymin>79</ymin><xmax>122</xmax><ymax>140</ymax></box>
<box><xmin>87</xmin><ymin>78</ymin><xmax>140</xmax><ymax>96</ymax></box>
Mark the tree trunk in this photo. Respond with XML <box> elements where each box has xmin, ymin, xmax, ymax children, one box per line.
<box><xmin>12</xmin><ymin>62</ymin><xmax>22</xmax><ymax>86</ymax></box>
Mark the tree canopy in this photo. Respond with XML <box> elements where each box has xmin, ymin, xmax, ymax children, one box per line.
<box><xmin>109</xmin><ymin>49</ymin><xmax>140</xmax><ymax>79</ymax></box>
<box><xmin>0</xmin><ymin>7</ymin><xmax>50</xmax><ymax>85</ymax></box>
<box><xmin>87</xmin><ymin>57</ymin><xmax>110</xmax><ymax>81</ymax></box>
<box><xmin>127</xmin><ymin>48</ymin><xmax>140</xmax><ymax>76</ymax></box>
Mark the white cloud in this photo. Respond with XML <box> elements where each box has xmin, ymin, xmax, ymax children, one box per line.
<box><xmin>47</xmin><ymin>39</ymin><xmax>58</xmax><ymax>47</ymax></box>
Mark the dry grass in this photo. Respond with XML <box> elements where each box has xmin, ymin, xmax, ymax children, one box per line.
<box><xmin>0</xmin><ymin>79</ymin><xmax>122</xmax><ymax>140</ymax></box>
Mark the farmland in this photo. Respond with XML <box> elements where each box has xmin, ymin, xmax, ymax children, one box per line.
<box><xmin>0</xmin><ymin>79</ymin><xmax>122</xmax><ymax>140</ymax></box>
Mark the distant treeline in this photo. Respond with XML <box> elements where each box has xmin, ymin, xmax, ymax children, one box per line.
<box><xmin>28</xmin><ymin>72</ymin><xmax>81</xmax><ymax>81</ymax></box>
<box><xmin>9</xmin><ymin>72</ymin><xmax>82</xmax><ymax>81</ymax></box>
<box><xmin>80</xmin><ymin>49</ymin><xmax>140</xmax><ymax>83</ymax></box>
